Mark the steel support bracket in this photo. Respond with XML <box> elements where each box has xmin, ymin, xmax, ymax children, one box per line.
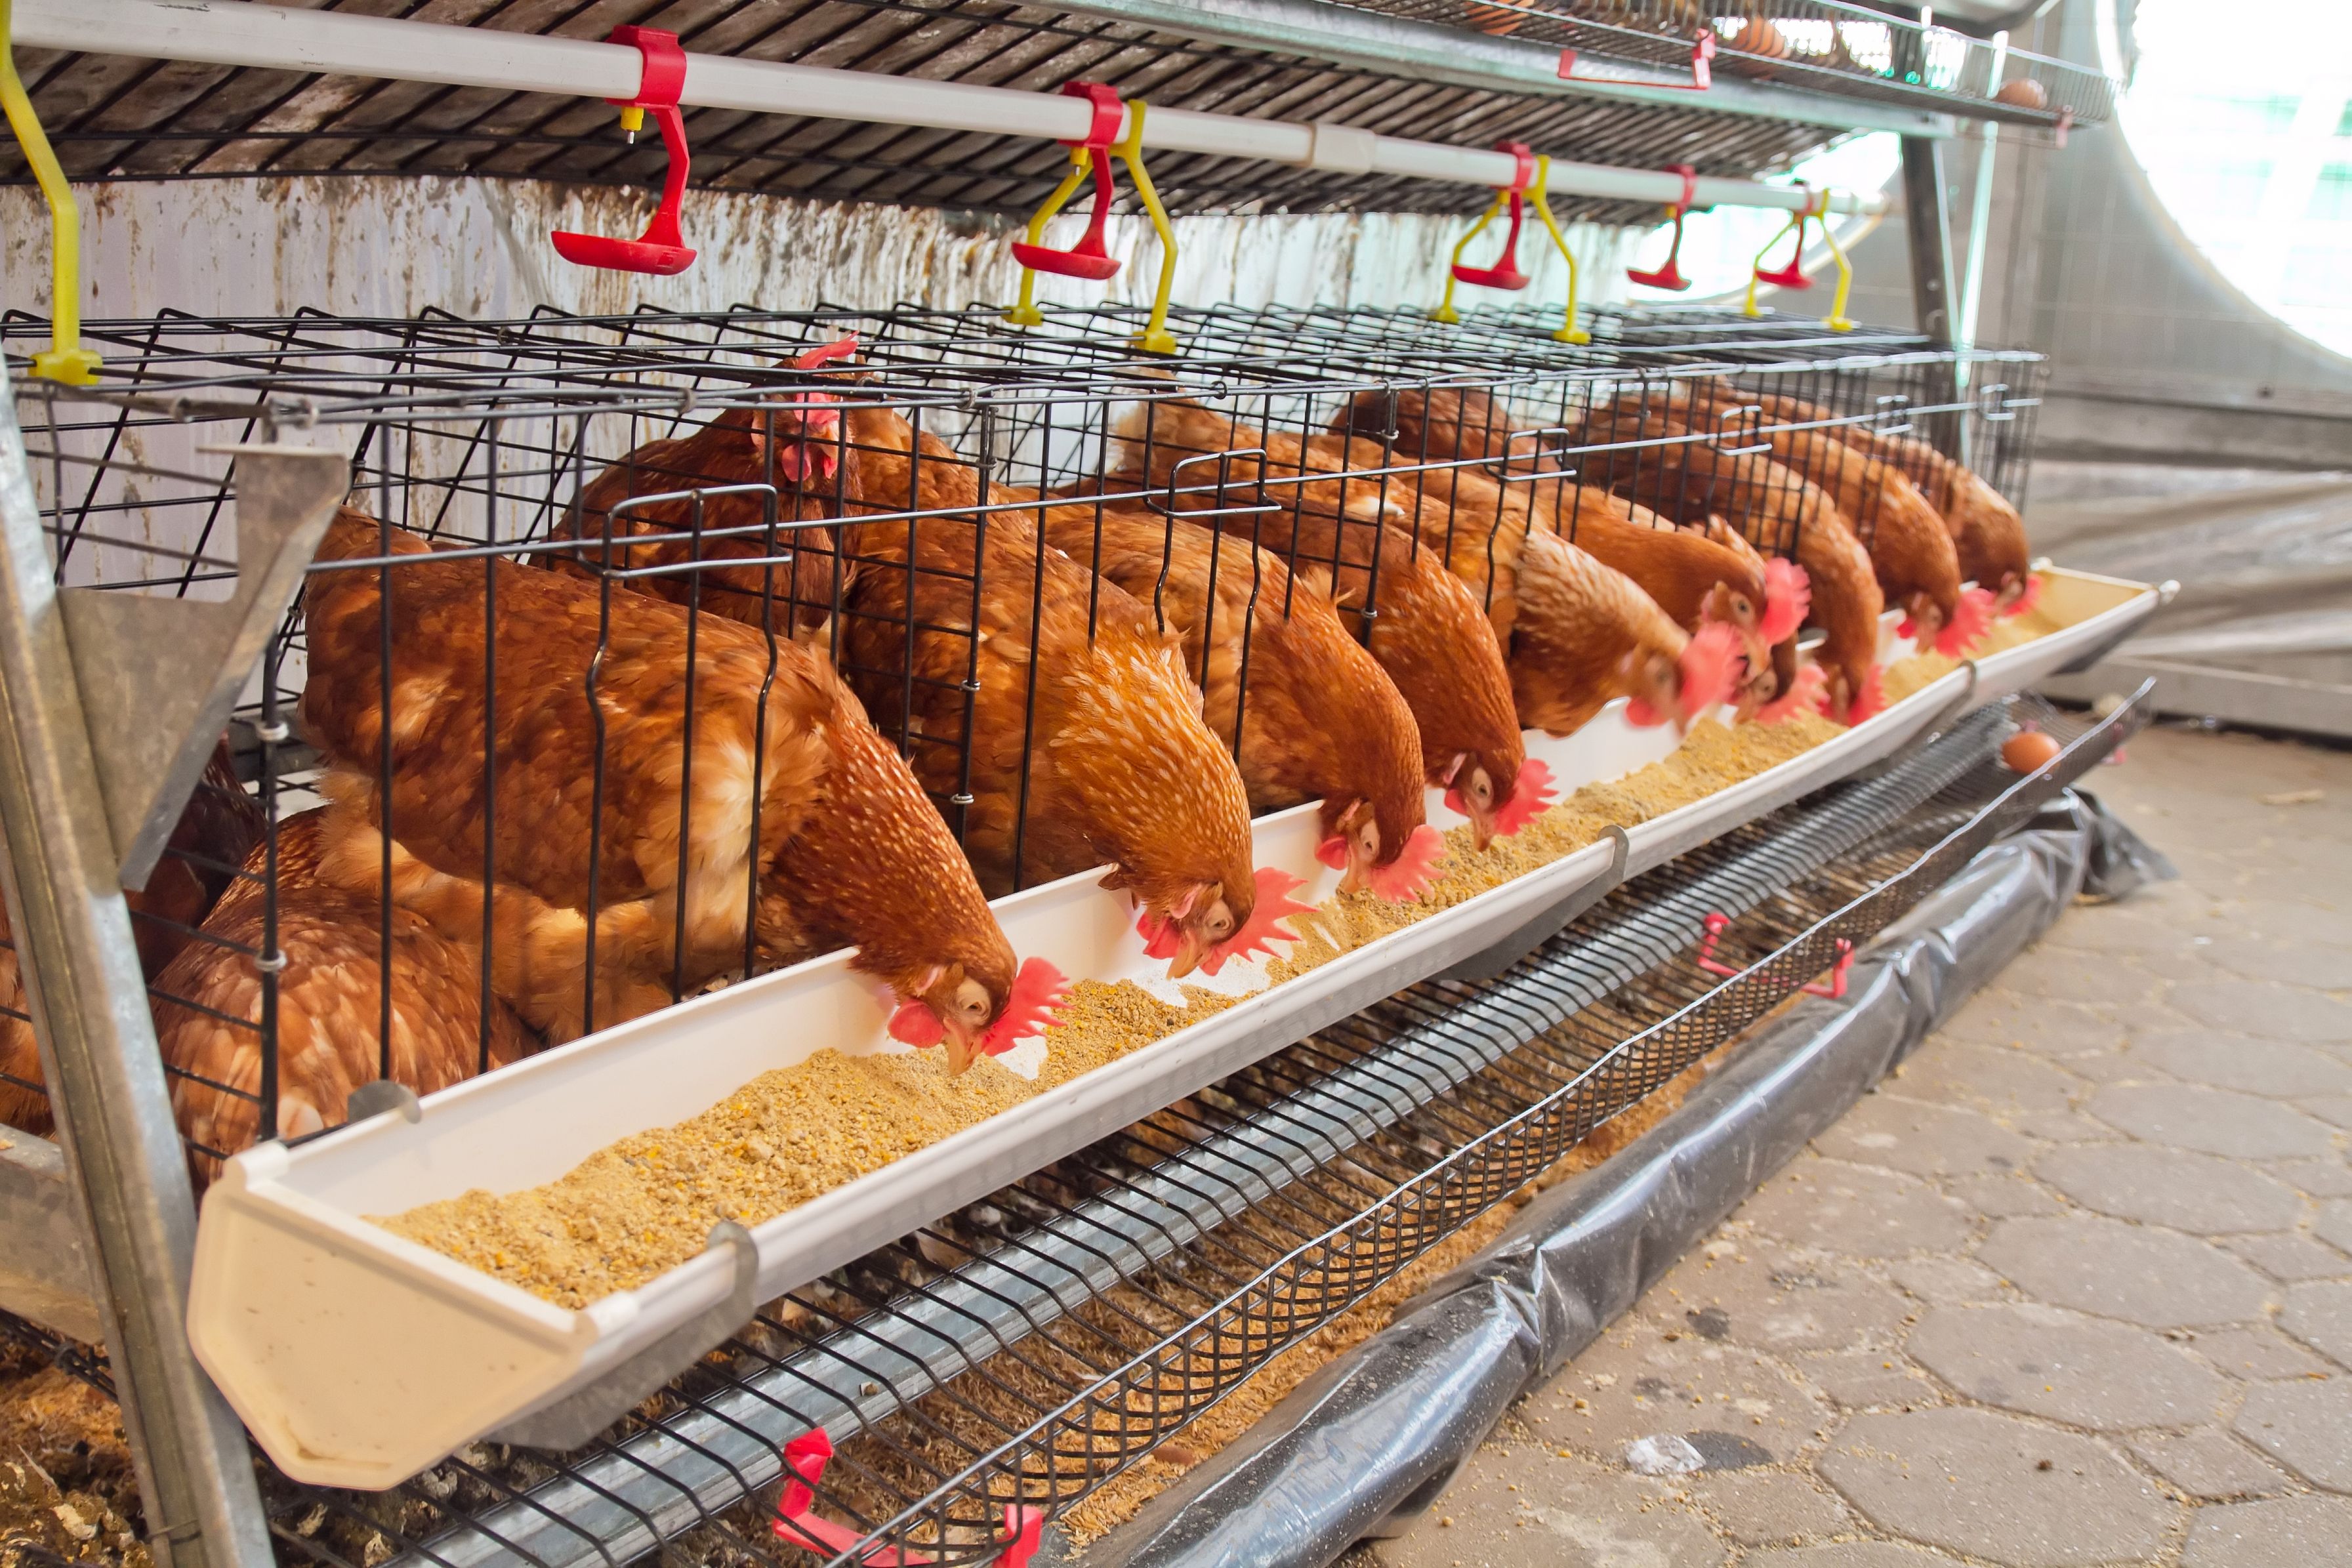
<box><xmin>1437</xmin><ymin>825</ymin><xmax>1630</xmax><ymax>985</ymax></box>
<box><xmin>58</xmin><ymin>444</ymin><xmax>346</xmax><ymax>890</ymax></box>
<box><xmin>0</xmin><ymin>1130</ymin><xmax>106</xmax><ymax>1342</ymax></box>
<box><xmin>493</xmin><ymin>1220</ymin><xmax>761</xmax><ymax>1451</ymax></box>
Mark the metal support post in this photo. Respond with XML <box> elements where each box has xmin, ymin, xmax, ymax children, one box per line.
<box><xmin>1897</xmin><ymin>5</ymin><xmax>1966</xmax><ymax>463</ymax></box>
<box><xmin>0</xmin><ymin>363</ymin><xmax>280</xmax><ymax>1568</ymax></box>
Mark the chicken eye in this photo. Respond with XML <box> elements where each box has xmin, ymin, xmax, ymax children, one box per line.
<box><xmin>1468</xmin><ymin>772</ymin><xmax>1494</xmax><ymax>807</ymax></box>
<box><xmin>1734</xmin><ymin>596</ymin><xmax>1753</xmax><ymax>618</ymax></box>
<box><xmin>1203</xmin><ymin>902</ymin><xmax>1235</xmax><ymax>942</ymax></box>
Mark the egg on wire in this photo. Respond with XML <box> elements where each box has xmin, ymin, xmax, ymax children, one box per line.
<box><xmin>2001</xmin><ymin>730</ymin><xmax>2063</xmax><ymax>774</ymax></box>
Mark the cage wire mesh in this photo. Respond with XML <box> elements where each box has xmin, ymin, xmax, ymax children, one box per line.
<box><xmin>0</xmin><ymin>299</ymin><xmax>2043</xmax><ymax>1178</ymax></box>
<box><xmin>0</xmin><ymin>299</ymin><xmax>2055</xmax><ymax>1565</ymax></box>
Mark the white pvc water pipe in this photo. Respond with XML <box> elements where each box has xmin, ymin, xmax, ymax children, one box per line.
<box><xmin>16</xmin><ymin>0</ymin><xmax>1888</xmax><ymax>217</ymax></box>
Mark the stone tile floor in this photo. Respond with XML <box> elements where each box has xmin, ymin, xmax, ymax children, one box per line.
<box><xmin>1348</xmin><ymin>724</ymin><xmax>2352</xmax><ymax>1567</ymax></box>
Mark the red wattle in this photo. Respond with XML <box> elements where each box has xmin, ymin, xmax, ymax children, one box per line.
<box><xmin>887</xmin><ymin>1000</ymin><xmax>945</xmax><ymax>1047</ymax></box>
<box><xmin>1365</xmin><ymin>824</ymin><xmax>1447</xmax><ymax>903</ymax></box>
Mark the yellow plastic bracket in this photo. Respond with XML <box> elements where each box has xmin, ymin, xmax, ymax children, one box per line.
<box><xmin>1431</xmin><ymin>190</ymin><xmax>1506</xmax><ymax>325</ymax></box>
<box><xmin>1004</xmin><ymin>148</ymin><xmax>1091</xmax><ymax>331</ymax></box>
<box><xmin>1814</xmin><ymin>188</ymin><xmax>1857</xmax><ymax>332</ymax></box>
<box><xmin>1111</xmin><ymin>101</ymin><xmax>1180</xmax><ymax>356</ymax></box>
<box><xmin>1743</xmin><ymin>188</ymin><xmax>1855</xmax><ymax>331</ymax></box>
<box><xmin>1741</xmin><ymin>211</ymin><xmax>1796</xmax><ymax>320</ymax></box>
<box><xmin>1527</xmin><ymin>156</ymin><xmax>1589</xmax><ymax>346</ymax></box>
<box><xmin>0</xmin><ymin>0</ymin><xmax>100</xmax><ymax>385</ymax></box>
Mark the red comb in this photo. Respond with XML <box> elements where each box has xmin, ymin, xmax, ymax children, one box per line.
<box><xmin>978</xmin><ymin>957</ymin><xmax>1067</xmax><ymax>1056</ymax></box>
<box><xmin>794</xmin><ymin>334</ymin><xmax>859</xmax><ymax>371</ymax></box>
<box><xmin>1754</xmin><ymin>662</ymin><xmax>1827</xmax><ymax>725</ymax></box>
<box><xmin>1679</xmin><ymin>621</ymin><xmax>1743</xmax><ymax>720</ymax></box>
<box><xmin>1449</xmin><ymin>756</ymin><xmax>1557</xmax><ymax>839</ymax></box>
<box><xmin>1134</xmin><ymin>867</ymin><xmax>1314</xmax><ymax>977</ymax></box>
<box><xmin>1207</xmin><ymin>867</ymin><xmax>1315</xmax><ymax>974</ymax></box>
<box><xmin>1758</xmin><ymin>558</ymin><xmax>1811</xmax><ymax>645</ymax></box>
<box><xmin>770</xmin><ymin>334</ymin><xmax>857</xmax><ymax>484</ymax></box>
<box><xmin>1365</xmin><ymin>824</ymin><xmax>1447</xmax><ymax>903</ymax></box>
<box><xmin>2002</xmin><ymin>573</ymin><xmax>2042</xmax><ymax>618</ymax></box>
<box><xmin>1842</xmin><ymin>663</ymin><xmax>1888</xmax><ymax>725</ymax></box>
<box><xmin>1935</xmin><ymin>585</ymin><xmax>1998</xmax><ymax>657</ymax></box>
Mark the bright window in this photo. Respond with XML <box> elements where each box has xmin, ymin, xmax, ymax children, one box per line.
<box><xmin>2117</xmin><ymin>0</ymin><xmax>2352</xmax><ymax>358</ymax></box>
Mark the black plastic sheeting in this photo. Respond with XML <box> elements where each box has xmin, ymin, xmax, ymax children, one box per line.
<box><xmin>1079</xmin><ymin>791</ymin><xmax>2164</xmax><ymax>1568</ymax></box>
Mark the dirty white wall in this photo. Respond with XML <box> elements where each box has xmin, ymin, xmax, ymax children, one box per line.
<box><xmin>3</xmin><ymin>175</ymin><xmax>1642</xmax><ymax>324</ymax></box>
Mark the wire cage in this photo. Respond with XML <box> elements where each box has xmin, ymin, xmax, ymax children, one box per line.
<box><xmin>1316</xmin><ymin>0</ymin><xmax>2117</xmax><ymax>131</ymax></box>
<box><xmin>213</xmin><ymin>686</ymin><xmax>2142</xmax><ymax>1568</ymax></box>
<box><xmin>0</xmin><ymin>299</ymin><xmax>2044</xmax><ymax>1190</ymax></box>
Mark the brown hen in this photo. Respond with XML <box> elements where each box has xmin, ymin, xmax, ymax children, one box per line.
<box><xmin>301</xmin><ymin>508</ymin><xmax>1022</xmax><ymax>1067</ymax></box>
<box><xmin>1338</xmin><ymin>386</ymin><xmax>1783</xmax><ymax>672</ymax></box>
<box><xmin>1107</xmin><ymin>401</ymin><xmax>1542</xmax><ymax>850</ymax></box>
<box><xmin>547</xmin><ymin>338</ymin><xmax>861</xmax><ymax>634</ymax></box>
<box><xmin>790</xmin><ymin>406</ymin><xmax>1264</xmax><ymax>978</ymax></box>
<box><xmin>1573</xmin><ymin>402</ymin><xmax>1888</xmax><ymax>724</ymax></box>
<box><xmin>1023</xmin><ymin>490</ymin><xmax>1437</xmax><ymax>897</ymax></box>
<box><xmin>0</xmin><ymin>741</ymin><xmax>262</xmax><ymax>1137</ymax></box>
<box><xmin>152</xmin><ymin>808</ymin><xmax>541</xmax><ymax>1187</ymax></box>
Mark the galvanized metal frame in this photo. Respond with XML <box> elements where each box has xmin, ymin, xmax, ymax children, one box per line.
<box><xmin>0</xmin><ymin>356</ymin><xmax>279</xmax><ymax>1567</ymax></box>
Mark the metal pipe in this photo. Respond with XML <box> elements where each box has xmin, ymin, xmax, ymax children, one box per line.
<box><xmin>1954</xmin><ymin>29</ymin><xmax>2012</xmax><ymax>423</ymax></box>
<box><xmin>1046</xmin><ymin>0</ymin><xmax>1956</xmax><ymax>138</ymax></box>
<box><xmin>15</xmin><ymin>0</ymin><xmax>1888</xmax><ymax>218</ymax></box>
<box><xmin>0</xmin><ymin>361</ymin><xmax>275</xmax><ymax>1567</ymax></box>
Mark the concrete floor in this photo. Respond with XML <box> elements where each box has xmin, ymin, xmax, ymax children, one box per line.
<box><xmin>1348</xmin><ymin>723</ymin><xmax>2352</xmax><ymax>1568</ymax></box>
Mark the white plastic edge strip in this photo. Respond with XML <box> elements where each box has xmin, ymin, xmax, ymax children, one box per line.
<box><xmin>16</xmin><ymin>0</ymin><xmax>1888</xmax><ymax>217</ymax></box>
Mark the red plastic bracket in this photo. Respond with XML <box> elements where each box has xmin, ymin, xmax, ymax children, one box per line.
<box><xmin>1010</xmin><ymin>81</ymin><xmax>1128</xmax><ymax>281</ymax></box>
<box><xmin>775</xmin><ymin>1429</ymin><xmax>1044</xmax><ymax>1567</ymax></box>
<box><xmin>550</xmin><ymin>26</ymin><xmax>697</xmax><ymax>276</ymax></box>
<box><xmin>1561</xmin><ymin>31</ymin><xmax>1714</xmax><ymax>90</ymax></box>
<box><xmin>1756</xmin><ymin>185</ymin><xmax>1817</xmax><ymax>291</ymax></box>
<box><xmin>1451</xmin><ymin>141</ymin><xmax>1538</xmax><ymax>292</ymax></box>
<box><xmin>1626</xmin><ymin>163</ymin><xmax>1699</xmax><ymax>292</ymax></box>
<box><xmin>1695</xmin><ymin>913</ymin><xmax>1854</xmax><ymax>999</ymax></box>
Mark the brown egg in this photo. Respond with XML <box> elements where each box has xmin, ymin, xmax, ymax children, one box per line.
<box><xmin>1462</xmin><ymin>2</ymin><xmax>1524</xmax><ymax>34</ymax></box>
<box><xmin>1994</xmin><ymin>77</ymin><xmax>2050</xmax><ymax>110</ymax></box>
<box><xmin>2002</xmin><ymin>730</ymin><xmax>2062</xmax><ymax>773</ymax></box>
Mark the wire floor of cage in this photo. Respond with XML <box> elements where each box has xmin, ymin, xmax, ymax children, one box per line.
<box><xmin>0</xmin><ymin>688</ymin><xmax>2144</xmax><ymax>1568</ymax></box>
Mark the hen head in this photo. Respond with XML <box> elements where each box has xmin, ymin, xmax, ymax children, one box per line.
<box><xmin>722</xmin><ymin>335</ymin><xmax>861</xmax><ymax>484</ymax></box>
<box><xmin>1144</xmin><ymin>878</ymin><xmax>1242</xmax><ymax>981</ymax></box>
<box><xmin>886</xmin><ymin>955</ymin><xmax>1067</xmax><ymax>1075</ymax></box>
<box><xmin>1135</xmin><ymin>868</ymin><xmax>1315</xmax><ymax>979</ymax></box>
<box><xmin>1441</xmin><ymin>752</ymin><xmax>1557</xmax><ymax>850</ymax></box>
<box><xmin>1896</xmin><ymin>590</ymin><xmax>1947</xmax><ymax>653</ymax></box>
<box><xmin>1315</xmin><ymin>799</ymin><xmax>1446</xmax><ymax>903</ymax></box>
<box><xmin>1624</xmin><ymin>623</ymin><xmax>1743</xmax><ymax>734</ymax></box>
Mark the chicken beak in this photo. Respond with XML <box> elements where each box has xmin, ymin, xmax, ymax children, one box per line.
<box><xmin>1339</xmin><ymin>840</ymin><xmax>1375</xmax><ymax>896</ymax></box>
<box><xmin>1465</xmin><ymin>802</ymin><xmax>1498</xmax><ymax>854</ymax></box>
<box><xmin>1165</xmin><ymin>926</ymin><xmax>1207</xmax><ymax>980</ymax></box>
<box><xmin>939</xmin><ymin>1016</ymin><xmax>981</xmax><ymax>1076</ymax></box>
